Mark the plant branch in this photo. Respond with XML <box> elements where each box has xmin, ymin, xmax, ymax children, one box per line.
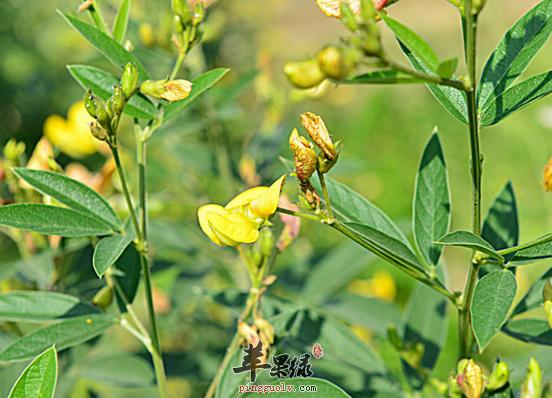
<box><xmin>498</xmin><ymin>233</ymin><xmax>552</xmax><ymax>257</ymax></box>
<box><xmin>86</xmin><ymin>2</ymin><xmax>109</xmax><ymax>35</ymax></box>
<box><xmin>385</xmin><ymin>59</ymin><xmax>467</xmax><ymax>91</ymax></box>
<box><xmin>317</xmin><ymin>170</ymin><xmax>334</xmax><ymax>221</ymax></box>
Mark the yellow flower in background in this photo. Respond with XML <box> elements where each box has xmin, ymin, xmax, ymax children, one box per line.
<box><xmin>347</xmin><ymin>270</ymin><xmax>397</xmax><ymax>302</ymax></box>
<box><xmin>198</xmin><ymin>175</ymin><xmax>286</xmax><ymax>246</ymax></box>
<box><xmin>315</xmin><ymin>0</ymin><xmax>360</xmax><ymax>18</ymax></box>
<box><xmin>44</xmin><ymin>101</ymin><xmax>108</xmax><ymax>158</ymax></box>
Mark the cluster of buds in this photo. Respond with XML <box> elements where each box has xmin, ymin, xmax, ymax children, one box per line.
<box><xmin>289</xmin><ymin>112</ymin><xmax>340</xmax><ymax>209</ymax></box>
<box><xmin>171</xmin><ymin>0</ymin><xmax>205</xmax><ymax>54</ymax></box>
<box><xmin>285</xmin><ymin>0</ymin><xmax>394</xmax><ymax>89</ymax></box>
<box><xmin>544</xmin><ymin>278</ymin><xmax>552</xmax><ymax>328</ymax></box>
<box><xmin>85</xmin><ymin>63</ymin><xmax>139</xmax><ymax>143</ymax></box>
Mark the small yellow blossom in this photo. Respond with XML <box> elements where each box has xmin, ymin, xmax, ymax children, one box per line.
<box><xmin>44</xmin><ymin>101</ymin><xmax>108</xmax><ymax>158</ymax></box>
<box><xmin>198</xmin><ymin>176</ymin><xmax>286</xmax><ymax>246</ymax></box>
<box><xmin>347</xmin><ymin>270</ymin><xmax>396</xmax><ymax>301</ymax></box>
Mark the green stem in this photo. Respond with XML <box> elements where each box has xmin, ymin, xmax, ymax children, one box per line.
<box><xmin>170</xmin><ymin>51</ymin><xmax>186</xmax><ymax>80</ymax></box>
<box><xmin>87</xmin><ymin>2</ymin><xmax>110</xmax><ymax>35</ymax></box>
<box><xmin>317</xmin><ymin>170</ymin><xmax>334</xmax><ymax>221</ymax></box>
<box><xmin>385</xmin><ymin>59</ymin><xmax>467</xmax><ymax>91</ymax></box>
<box><xmin>459</xmin><ymin>0</ymin><xmax>481</xmax><ymax>359</ymax></box>
<box><xmin>498</xmin><ymin>233</ymin><xmax>552</xmax><ymax>256</ymax></box>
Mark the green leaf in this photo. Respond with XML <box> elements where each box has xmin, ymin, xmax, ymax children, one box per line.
<box><xmin>59</xmin><ymin>12</ymin><xmax>150</xmax><ymax>80</ymax></box>
<box><xmin>512</xmin><ymin>267</ymin><xmax>552</xmax><ymax>316</ymax></box>
<box><xmin>243</xmin><ymin>378</ymin><xmax>351</xmax><ymax>397</ymax></box>
<box><xmin>342</xmin><ymin>70</ymin><xmax>424</xmax><ymax>85</ymax></box>
<box><xmin>326</xmin><ymin>294</ymin><xmax>402</xmax><ymax>336</ymax></box>
<box><xmin>0</xmin><ymin>204</ymin><xmax>114</xmax><ymax>237</ymax></box>
<box><xmin>300</xmin><ymin>242</ymin><xmax>373</xmax><ymax>305</ymax></box>
<box><xmin>113</xmin><ymin>245</ymin><xmax>141</xmax><ymax>313</ymax></box>
<box><xmin>471</xmin><ymin>270</ymin><xmax>517</xmax><ymax>352</ymax></box>
<box><xmin>436</xmin><ymin>58</ymin><xmax>458</xmax><ymax>79</ymax></box>
<box><xmin>413</xmin><ymin>132</ymin><xmax>451</xmax><ymax>266</ymax></box>
<box><xmin>436</xmin><ymin>230</ymin><xmax>504</xmax><ymax>263</ymax></box>
<box><xmin>509</xmin><ymin>235</ymin><xmax>552</xmax><ymax>265</ymax></box>
<box><xmin>478</xmin><ymin>0</ymin><xmax>552</xmax><ymax>110</ymax></box>
<box><xmin>402</xmin><ymin>281</ymin><xmax>447</xmax><ymax>390</ymax></box>
<box><xmin>164</xmin><ymin>68</ymin><xmax>230</xmax><ymax>122</ymax></box>
<box><xmin>502</xmin><ymin>318</ymin><xmax>552</xmax><ymax>346</ymax></box>
<box><xmin>75</xmin><ymin>354</ymin><xmax>154</xmax><ymax>388</ymax></box>
<box><xmin>343</xmin><ymin>222</ymin><xmax>425</xmax><ymax>272</ymax></box>
<box><xmin>317</xmin><ymin>177</ymin><xmax>410</xmax><ymax>247</ymax></box>
<box><xmin>400</xmin><ymin>44</ymin><xmax>468</xmax><ymax>124</ymax></box>
<box><xmin>68</xmin><ymin>65</ymin><xmax>156</xmax><ymax>119</ymax></box>
<box><xmin>383</xmin><ymin>15</ymin><xmax>439</xmax><ymax>70</ymax></box>
<box><xmin>0</xmin><ymin>291</ymin><xmax>98</xmax><ymax>323</ymax></box>
<box><xmin>8</xmin><ymin>346</ymin><xmax>57</xmax><ymax>398</ymax></box>
<box><xmin>112</xmin><ymin>0</ymin><xmax>131</xmax><ymax>43</ymax></box>
<box><xmin>93</xmin><ymin>233</ymin><xmax>134</xmax><ymax>278</ymax></box>
<box><xmin>0</xmin><ymin>314</ymin><xmax>117</xmax><ymax>362</ymax></box>
<box><xmin>215</xmin><ymin>349</ymin><xmax>247</xmax><ymax>398</ymax></box>
<box><xmin>481</xmin><ymin>71</ymin><xmax>552</xmax><ymax>126</ymax></box>
<box><xmin>13</xmin><ymin>168</ymin><xmax>121</xmax><ymax>231</ymax></box>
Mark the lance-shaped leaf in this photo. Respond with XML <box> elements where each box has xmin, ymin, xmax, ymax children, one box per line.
<box><xmin>93</xmin><ymin>232</ymin><xmax>134</xmax><ymax>278</ymax></box>
<box><xmin>512</xmin><ymin>267</ymin><xmax>552</xmax><ymax>316</ymax></box>
<box><xmin>112</xmin><ymin>0</ymin><xmax>131</xmax><ymax>43</ymax></box>
<box><xmin>0</xmin><ymin>291</ymin><xmax>98</xmax><ymax>323</ymax></box>
<box><xmin>164</xmin><ymin>68</ymin><xmax>230</xmax><ymax>122</ymax></box>
<box><xmin>13</xmin><ymin>168</ymin><xmax>121</xmax><ymax>231</ymax></box>
<box><xmin>113</xmin><ymin>245</ymin><xmax>141</xmax><ymax>313</ymax></box>
<box><xmin>436</xmin><ymin>230</ymin><xmax>504</xmax><ymax>264</ymax></box>
<box><xmin>314</xmin><ymin>177</ymin><xmax>411</xmax><ymax>247</ymax></box>
<box><xmin>413</xmin><ymin>132</ymin><xmax>451</xmax><ymax>266</ymax></box>
<box><xmin>74</xmin><ymin>354</ymin><xmax>154</xmax><ymax>388</ymax></box>
<box><xmin>342</xmin><ymin>70</ymin><xmax>424</xmax><ymax>84</ymax></box>
<box><xmin>502</xmin><ymin>318</ymin><xmax>552</xmax><ymax>346</ymax></box>
<box><xmin>8</xmin><ymin>346</ymin><xmax>57</xmax><ymax>398</ymax></box>
<box><xmin>481</xmin><ymin>71</ymin><xmax>552</xmax><ymax>126</ymax></box>
<box><xmin>0</xmin><ymin>204</ymin><xmax>114</xmax><ymax>237</ymax></box>
<box><xmin>478</xmin><ymin>0</ymin><xmax>552</xmax><ymax>110</ymax></box>
<box><xmin>68</xmin><ymin>65</ymin><xmax>156</xmax><ymax>119</ymax></box>
<box><xmin>471</xmin><ymin>270</ymin><xmax>517</xmax><ymax>352</ymax></box>
<box><xmin>0</xmin><ymin>314</ymin><xmax>117</xmax><ymax>362</ymax></box>
<box><xmin>59</xmin><ymin>12</ymin><xmax>150</xmax><ymax>80</ymax></box>
<box><xmin>509</xmin><ymin>235</ymin><xmax>552</xmax><ymax>265</ymax></box>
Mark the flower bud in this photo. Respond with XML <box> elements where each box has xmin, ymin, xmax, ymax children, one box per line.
<box><xmin>254</xmin><ymin>318</ymin><xmax>275</xmax><ymax>345</ymax></box>
<box><xmin>111</xmin><ymin>84</ymin><xmax>125</xmax><ymax>115</ymax></box>
<box><xmin>318</xmin><ymin>46</ymin><xmax>355</xmax><ymax>80</ymax></box>
<box><xmin>140</xmin><ymin>79</ymin><xmax>193</xmax><ymax>102</ymax></box>
<box><xmin>89</xmin><ymin>121</ymin><xmax>108</xmax><ymax>141</ymax></box>
<box><xmin>93</xmin><ymin>97</ymin><xmax>111</xmax><ymax>129</ymax></box>
<box><xmin>92</xmin><ymin>286</ymin><xmax>113</xmax><ymax>309</ymax></box>
<box><xmin>172</xmin><ymin>0</ymin><xmax>192</xmax><ymax>24</ymax></box>
<box><xmin>121</xmin><ymin>63</ymin><xmax>139</xmax><ymax>99</ymax></box>
<box><xmin>192</xmin><ymin>2</ymin><xmax>205</xmax><ymax>26</ymax></box>
<box><xmin>84</xmin><ymin>89</ymin><xmax>97</xmax><ymax>118</ymax></box>
<box><xmin>521</xmin><ymin>358</ymin><xmax>542</xmax><ymax>398</ymax></box>
<box><xmin>259</xmin><ymin>228</ymin><xmax>274</xmax><ymax>258</ymax></box>
<box><xmin>457</xmin><ymin>359</ymin><xmax>483</xmax><ymax>398</ymax></box>
<box><xmin>289</xmin><ymin>129</ymin><xmax>317</xmax><ymax>182</ymax></box>
<box><xmin>300</xmin><ymin>112</ymin><xmax>337</xmax><ymax>160</ymax></box>
<box><xmin>340</xmin><ymin>2</ymin><xmax>358</xmax><ymax>30</ymax></box>
<box><xmin>360</xmin><ymin>0</ymin><xmax>377</xmax><ymax>20</ymax></box>
<box><xmin>3</xmin><ymin>139</ymin><xmax>26</xmax><ymax>162</ymax></box>
<box><xmin>283</xmin><ymin>59</ymin><xmax>326</xmax><ymax>89</ymax></box>
<box><xmin>473</xmin><ymin>0</ymin><xmax>487</xmax><ymax>12</ymax></box>
<box><xmin>486</xmin><ymin>360</ymin><xmax>509</xmax><ymax>392</ymax></box>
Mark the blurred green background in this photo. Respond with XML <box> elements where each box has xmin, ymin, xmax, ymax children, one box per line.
<box><xmin>1</xmin><ymin>0</ymin><xmax>552</xmax><ymax>396</ymax></box>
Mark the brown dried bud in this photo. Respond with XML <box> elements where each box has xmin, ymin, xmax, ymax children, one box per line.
<box><xmin>300</xmin><ymin>112</ymin><xmax>337</xmax><ymax>160</ymax></box>
<box><xmin>289</xmin><ymin>128</ymin><xmax>317</xmax><ymax>182</ymax></box>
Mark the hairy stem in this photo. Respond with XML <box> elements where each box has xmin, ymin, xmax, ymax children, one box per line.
<box><xmin>459</xmin><ymin>0</ymin><xmax>481</xmax><ymax>359</ymax></box>
<box><xmin>317</xmin><ymin>170</ymin><xmax>334</xmax><ymax>221</ymax></box>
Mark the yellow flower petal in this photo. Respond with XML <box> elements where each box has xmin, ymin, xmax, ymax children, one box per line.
<box><xmin>315</xmin><ymin>0</ymin><xmax>361</xmax><ymax>18</ymax></box>
<box><xmin>249</xmin><ymin>175</ymin><xmax>286</xmax><ymax>218</ymax></box>
<box><xmin>198</xmin><ymin>204</ymin><xmax>227</xmax><ymax>245</ymax></box>
<box><xmin>225</xmin><ymin>186</ymin><xmax>268</xmax><ymax>210</ymax></box>
<box><xmin>207</xmin><ymin>212</ymin><xmax>259</xmax><ymax>246</ymax></box>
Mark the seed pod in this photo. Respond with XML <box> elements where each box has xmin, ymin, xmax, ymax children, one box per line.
<box><xmin>111</xmin><ymin>84</ymin><xmax>125</xmax><ymax>115</ymax></box>
<box><xmin>259</xmin><ymin>228</ymin><xmax>274</xmax><ymax>258</ymax></box>
<box><xmin>457</xmin><ymin>359</ymin><xmax>483</xmax><ymax>398</ymax></box>
<box><xmin>521</xmin><ymin>358</ymin><xmax>542</xmax><ymax>398</ymax></box>
<box><xmin>289</xmin><ymin>129</ymin><xmax>317</xmax><ymax>182</ymax></box>
<box><xmin>89</xmin><ymin>121</ymin><xmax>108</xmax><ymax>141</ymax></box>
<box><xmin>283</xmin><ymin>59</ymin><xmax>326</xmax><ymax>89</ymax></box>
<box><xmin>83</xmin><ymin>89</ymin><xmax>97</xmax><ymax>118</ymax></box>
<box><xmin>92</xmin><ymin>286</ymin><xmax>113</xmax><ymax>309</ymax></box>
<box><xmin>121</xmin><ymin>63</ymin><xmax>139</xmax><ymax>99</ymax></box>
<box><xmin>93</xmin><ymin>97</ymin><xmax>111</xmax><ymax>129</ymax></box>
<box><xmin>300</xmin><ymin>112</ymin><xmax>337</xmax><ymax>160</ymax></box>
<box><xmin>486</xmin><ymin>360</ymin><xmax>509</xmax><ymax>392</ymax></box>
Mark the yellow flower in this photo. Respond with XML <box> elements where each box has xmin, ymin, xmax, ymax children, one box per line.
<box><xmin>198</xmin><ymin>176</ymin><xmax>286</xmax><ymax>246</ymax></box>
<box><xmin>347</xmin><ymin>270</ymin><xmax>396</xmax><ymax>302</ymax></box>
<box><xmin>315</xmin><ymin>0</ymin><xmax>361</xmax><ymax>18</ymax></box>
<box><xmin>140</xmin><ymin>79</ymin><xmax>193</xmax><ymax>102</ymax></box>
<box><xmin>44</xmin><ymin>101</ymin><xmax>108</xmax><ymax>158</ymax></box>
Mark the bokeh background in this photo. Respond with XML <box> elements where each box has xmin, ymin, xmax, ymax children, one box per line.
<box><xmin>1</xmin><ymin>0</ymin><xmax>551</xmax><ymax>396</ymax></box>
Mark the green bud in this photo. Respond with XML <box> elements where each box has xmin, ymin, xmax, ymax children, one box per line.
<box><xmin>121</xmin><ymin>63</ymin><xmax>139</xmax><ymax>99</ymax></box>
<box><xmin>93</xmin><ymin>97</ymin><xmax>111</xmax><ymax>129</ymax></box>
<box><xmin>473</xmin><ymin>0</ymin><xmax>487</xmax><ymax>13</ymax></box>
<box><xmin>111</xmin><ymin>84</ymin><xmax>125</xmax><ymax>115</ymax></box>
<box><xmin>174</xmin><ymin>15</ymin><xmax>185</xmax><ymax>33</ymax></box>
<box><xmin>283</xmin><ymin>59</ymin><xmax>326</xmax><ymax>89</ymax></box>
<box><xmin>359</xmin><ymin>0</ymin><xmax>377</xmax><ymax>22</ymax></box>
<box><xmin>172</xmin><ymin>0</ymin><xmax>192</xmax><ymax>23</ymax></box>
<box><xmin>361</xmin><ymin>28</ymin><xmax>382</xmax><ymax>57</ymax></box>
<box><xmin>3</xmin><ymin>139</ymin><xmax>25</xmax><ymax>162</ymax></box>
<box><xmin>318</xmin><ymin>46</ymin><xmax>356</xmax><ymax>80</ymax></box>
<box><xmin>92</xmin><ymin>286</ymin><xmax>113</xmax><ymax>309</ymax></box>
<box><xmin>259</xmin><ymin>228</ymin><xmax>274</xmax><ymax>258</ymax></box>
<box><xmin>89</xmin><ymin>121</ymin><xmax>108</xmax><ymax>141</ymax></box>
<box><xmin>521</xmin><ymin>358</ymin><xmax>542</xmax><ymax>398</ymax></box>
<box><xmin>83</xmin><ymin>89</ymin><xmax>97</xmax><ymax>118</ymax></box>
<box><xmin>486</xmin><ymin>360</ymin><xmax>509</xmax><ymax>392</ymax></box>
<box><xmin>192</xmin><ymin>2</ymin><xmax>205</xmax><ymax>26</ymax></box>
<box><xmin>340</xmin><ymin>2</ymin><xmax>358</xmax><ymax>31</ymax></box>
